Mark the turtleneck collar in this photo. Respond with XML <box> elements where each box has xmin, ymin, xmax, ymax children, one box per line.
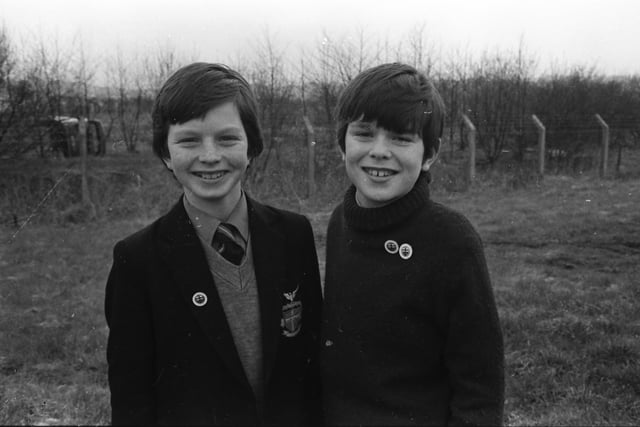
<box><xmin>343</xmin><ymin>171</ymin><xmax>431</xmax><ymax>231</ymax></box>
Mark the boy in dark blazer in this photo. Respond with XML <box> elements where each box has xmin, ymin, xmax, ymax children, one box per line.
<box><xmin>105</xmin><ymin>63</ymin><xmax>323</xmax><ymax>425</ymax></box>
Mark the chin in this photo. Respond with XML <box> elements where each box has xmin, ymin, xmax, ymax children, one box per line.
<box><xmin>358</xmin><ymin>193</ymin><xmax>393</xmax><ymax>208</ymax></box>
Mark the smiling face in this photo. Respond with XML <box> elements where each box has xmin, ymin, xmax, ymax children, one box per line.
<box><xmin>163</xmin><ymin>101</ymin><xmax>249</xmax><ymax>218</ymax></box>
<box><xmin>344</xmin><ymin>119</ymin><xmax>436</xmax><ymax>208</ymax></box>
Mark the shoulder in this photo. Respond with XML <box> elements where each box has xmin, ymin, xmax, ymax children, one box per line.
<box><xmin>112</xmin><ymin>211</ymin><xmax>172</xmax><ymax>262</ymax></box>
<box><xmin>117</xmin><ymin>220</ymin><xmax>157</xmax><ymax>248</ymax></box>
<box><xmin>248</xmin><ymin>197</ymin><xmax>313</xmax><ymax>235</ymax></box>
<box><xmin>419</xmin><ymin>200</ymin><xmax>484</xmax><ymax>250</ymax></box>
<box><xmin>328</xmin><ymin>202</ymin><xmax>344</xmax><ymax>223</ymax></box>
<box><xmin>271</xmin><ymin>205</ymin><xmax>310</xmax><ymax>228</ymax></box>
<box><xmin>326</xmin><ymin>202</ymin><xmax>345</xmax><ymax>232</ymax></box>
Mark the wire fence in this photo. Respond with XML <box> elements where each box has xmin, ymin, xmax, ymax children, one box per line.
<box><xmin>1</xmin><ymin>112</ymin><xmax>639</xmax><ymax>231</ymax></box>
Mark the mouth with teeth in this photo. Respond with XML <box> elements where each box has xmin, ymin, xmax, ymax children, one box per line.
<box><xmin>193</xmin><ymin>171</ymin><xmax>227</xmax><ymax>180</ymax></box>
<box><xmin>362</xmin><ymin>167</ymin><xmax>397</xmax><ymax>178</ymax></box>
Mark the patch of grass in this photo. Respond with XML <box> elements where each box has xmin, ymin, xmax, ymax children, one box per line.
<box><xmin>1</xmin><ymin>151</ymin><xmax>640</xmax><ymax>425</ymax></box>
<box><xmin>0</xmin><ymin>153</ymin><xmax>182</xmax><ymax>227</ymax></box>
<box><xmin>0</xmin><ymin>219</ymin><xmax>144</xmax><ymax>425</ymax></box>
<box><xmin>455</xmin><ymin>174</ymin><xmax>640</xmax><ymax>426</ymax></box>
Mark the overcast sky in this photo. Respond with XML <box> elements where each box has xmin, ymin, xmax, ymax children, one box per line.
<box><xmin>1</xmin><ymin>0</ymin><xmax>639</xmax><ymax>76</ymax></box>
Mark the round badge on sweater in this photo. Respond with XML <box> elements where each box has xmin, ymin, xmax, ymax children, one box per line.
<box><xmin>399</xmin><ymin>243</ymin><xmax>413</xmax><ymax>260</ymax></box>
<box><xmin>384</xmin><ymin>240</ymin><xmax>399</xmax><ymax>254</ymax></box>
<box><xmin>192</xmin><ymin>292</ymin><xmax>208</xmax><ymax>307</ymax></box>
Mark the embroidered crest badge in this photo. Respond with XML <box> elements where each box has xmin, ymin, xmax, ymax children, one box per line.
<box><xmin>281</xmin><ymin>285</ymin><xmax>302</xmax><ymax>337</ymax></box>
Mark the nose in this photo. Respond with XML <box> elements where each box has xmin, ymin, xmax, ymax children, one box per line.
<box><xmin>368</xmin><ymin>134</ymin><xmax>391</xmax><ymax>159</ymax></box>
<box><xmin>199</xmin><ymin>139</ymin><xmax>221</xmax><ymax>163</ymax></box>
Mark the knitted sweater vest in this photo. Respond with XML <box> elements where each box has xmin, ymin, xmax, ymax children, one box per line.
<box><xmin>321</xmin><ymin>174</ymin><xmax>505</xmax><ymax>426</ymax></box>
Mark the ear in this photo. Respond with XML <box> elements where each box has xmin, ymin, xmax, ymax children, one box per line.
<box><xmin>421</xmin><ymin>138</ymin><xmax>441</xmax><ymax>172</ymax></box>
<box><xmin>162</xmin><ymin>156</ymin><xmax>173</xmax><ymax>171</ymax></box>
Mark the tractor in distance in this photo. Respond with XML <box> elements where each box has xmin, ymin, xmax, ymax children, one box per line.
<box><xmin>39</xmin><ymin>116</ymin><xmax>106</xmax><ymax>157</ymax></box>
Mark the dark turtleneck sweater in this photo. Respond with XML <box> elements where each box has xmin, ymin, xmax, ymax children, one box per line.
<box><xmin>321</xmin><ymin>174</ymin><xmax>504</xmax><ymax>426</ymax></box>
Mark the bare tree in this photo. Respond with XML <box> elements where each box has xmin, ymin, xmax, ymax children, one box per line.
<box><xmin>465</xmin><ymin>47</ymin><xmax>534</xmax><ymax>164</ymax></box>
<box><xmin>142</xmin><ymin>42</ymin><xmax>197</xmax><ymax>97</ymax></box>
<box><xmin>7</xmin><ymin>31</ymin><xmax>77</xmax><ymax>157</ymax></box>
<box><xmin>302</xmin><ymin>28</ymin><xmax>376</xmax><ymax>129</ymax></box>
<box><xmin>105</xmin><ymin>47</ymin><xmax>147</xmax><ymax>152</ymax></box>
<box><xmin>319</xmin><ymin>28</ymin><xmax>376</xmax><ymax>85</ymax></box>
<box><xmin>531</xmin><ymin>65</ymin><xmax>603</xmax><ymax>168</ymax></box>
<box><xmin>305</xmin><ymin>35</ymin><xmax>341</xmax><ymax>127</ymax></box>
<box><xmin>246</xmin><ymin>28</ymin><xmax>297</xmax><ymax>182</ymax></box>
<box><xmin>404</xmin><ymin>22</ymin><xmax>439</xmax><ymax>76</ymax></box>
<box><xmin>0</xmin><ymin>25</ymin><xmax>24</xmax><ymax>154</ymax></box>
<box><xmin>34</xmin><ymin>34</ymin><xmax>72</xmax><ymax>120</ymax></box>
<box><xmin>438</xmin><ymin>46</ymin><xmax>472</xmax><ymax>152</ymax></box>
<box><xmin>512</xmin><ymin>38</ymin><xmax>537</xmax><ymax>163</ymax></box>
<box><xmin>611</xmin><ymin>76</ymin><xmax>640</xmax><ymax>173</ymax></box>
<box><xmin>69</xmin><ymin>37</ymin><xmax>97</xmax><ymax>118</ymax></box>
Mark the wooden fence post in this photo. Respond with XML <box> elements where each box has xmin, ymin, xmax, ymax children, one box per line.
<box><xmin>531</xmin><ymin>114</ymin><xmax>546</xmax><ymax>177</ymax></box>
<box><xmin>594</xmin><ymin>114</ymin><xmax>609</xmax><ymax>178</ymax></box>
<box><xmin>303</xmin><ymin>115</ymin><xmax>316</xmax><ymax>198</ymax></box>
<box><xmin>461</xmin><ymin>114</ymin><xmax>476</xmax><ymax>186</ymax></box>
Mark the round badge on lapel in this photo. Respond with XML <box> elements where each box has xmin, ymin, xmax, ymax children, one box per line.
<box><xmin>192</xmin><ymin>292</ymin><xmax>208</xmax><ymax>307</ymax></box>
<box><xmin>399</xmin><ymin>243</ymin><xmax>413</xmax><ymax>260</ymax></box>
<box><xmin>384</xmin><ymin>240</ymin><xmax>399</xmax><ymax>254</ymax></box>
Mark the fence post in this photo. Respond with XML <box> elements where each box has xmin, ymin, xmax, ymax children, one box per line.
<box><xmin>594</xmin><ymin>114</ymin><xmax>609</xmax><ymax>178</ymax></box>
<box><xmin>303</xmin><ymin>115</ymin><xmax>316</xmax><ymax>198</ymax></box>
<box><xmin>531</xmin><ymin>114</ymin><xmax>546</xmax><ymax>177</ymax></box>
<box><xmin>461</xmin><ymin>114</ymin><xmax>476</xmax><ymax>186</ymax></box>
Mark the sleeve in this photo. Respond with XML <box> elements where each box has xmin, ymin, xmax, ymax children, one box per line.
<box><xmin>444</xmin><ymin>234</ymin><xmax>505</xmax><ymax>427</ymax></box>
<box><xmin>299</xmin><ymin>216</ymin><xmax>324</xmax><ymax>426</ymax></box>
<box><xmin>105</xmin><ymin>240</ymin><xmax>157</xmax><ymax>425</ymax></box>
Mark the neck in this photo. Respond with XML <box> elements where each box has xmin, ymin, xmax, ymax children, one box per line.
<box><xmin>355</xmin><ymin>189</ymin><xmax>410</xmax><ymax>208</ymax></box>
<box><xmin>185</xmin><ymin>185</ymin><xmax>242</xmax><ymax>221</ymax></box>
<box><xmin>343</xmin><ymin>173</ymin><xmax>431</xmax><ymax>231</ymax></box>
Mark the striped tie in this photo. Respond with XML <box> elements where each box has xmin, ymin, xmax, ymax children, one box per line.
<box><xmin>211</xmin><ymin>223</ymin><xmax>244</xmax><ymax>265</ymax></box>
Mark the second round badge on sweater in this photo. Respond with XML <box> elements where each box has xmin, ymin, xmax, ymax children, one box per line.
<box><xmin>384</xmin><ymin>240</ymin><xmax>413</xmax><ymax>259</ymax></box>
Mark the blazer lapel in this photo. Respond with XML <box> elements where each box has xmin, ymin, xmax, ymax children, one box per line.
<box><xmin>247</xmin><ymin>198</ymin><xmax>286</xmax><ymax>386</ymax></box>
<box><xmin>157</xmin><ymin>198</ymin><xmax>251</xmax><ymax>391</ymax></box>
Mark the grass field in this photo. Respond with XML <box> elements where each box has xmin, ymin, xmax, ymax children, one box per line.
<box><xmin>1</xmin><ymin>152</ymin><xmax>639</xmax><ymax>425</ymax></box>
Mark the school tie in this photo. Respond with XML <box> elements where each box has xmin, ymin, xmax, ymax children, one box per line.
<box><xmin>212</xmin><ymin>223</ymin><xmax>245</xmax><ymax>265</ymax></box>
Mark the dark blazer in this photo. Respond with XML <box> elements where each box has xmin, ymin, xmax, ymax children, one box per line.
<box><xmin>105</xmin><ymin>196</ymin><xmax>323</xmax><ymax>426</ymax></box>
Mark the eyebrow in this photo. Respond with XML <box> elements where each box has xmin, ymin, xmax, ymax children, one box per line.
<box><xmin>349</xmin><ymin>121</ymin><xmax>415</xmax><ymax>136</ymax></box>
<box><xmin>349</xmin><ymin>121</ymin><xmax>375</xmax><ymax>129</ymax></box>
<box><xmin>215</xmin><ymin>126</ymin><xmax>245</xmax><ymax>134</ymax></box>
<box><xmin>171</xmin><ymin>125</ymin><xmax>244</xmax><ymax>136</ymax></box>
<box><xmin>169</xmin><ymin>130</ymin><xmax>199</xmax><ymax>139</ymax></box>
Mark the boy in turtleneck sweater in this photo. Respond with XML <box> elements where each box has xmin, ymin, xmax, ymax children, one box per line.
<box><xmin>321</xmin><ymin>63</ymin><xmax>504</xmax><ymax>426</ymax></box>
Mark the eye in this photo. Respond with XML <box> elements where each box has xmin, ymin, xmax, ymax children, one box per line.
<box><xmin>218</xmin><ymin>134</ymin><xmax>242</xmax><ymax>145</ymax></box>
<box><xmin>176</xmin><ymin>137</ymin><xmax>199</xmax><ymax>144</ymax></box>
<box><xmin>392</xmin><ymin>134</ymin><xmax>415</xmax><ymax>143</ymax></box>
<box><xmin>351</xmin><ymin>130</ymin><xmax>373</xmax><ymax>138</ymax></box>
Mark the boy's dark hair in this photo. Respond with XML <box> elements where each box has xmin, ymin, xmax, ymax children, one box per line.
<box><xmin>152</xmin><ymin>62</ymin><xmax>263</xmax><ymax>161</ymax></box>
<box><xmin>336</xmin><ymin>62</ymin><xmax>445</xmax><ymax>161</ymax></box>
